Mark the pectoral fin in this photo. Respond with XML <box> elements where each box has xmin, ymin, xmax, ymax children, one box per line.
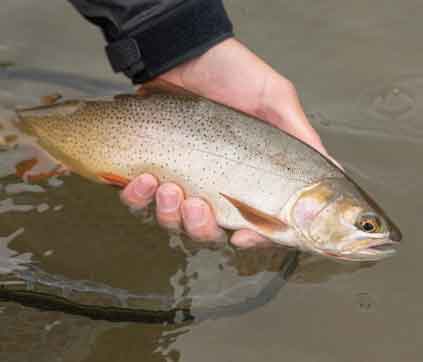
<box><xmin>220</xmin><ymin>193</ymin><xmax>288</xmax><ymax>233</ymax></box>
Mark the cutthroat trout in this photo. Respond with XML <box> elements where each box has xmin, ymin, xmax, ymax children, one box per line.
<box><xmin>15</xmin><ymin>80</ymin><xmax>401</xmax><ymax>261</ymax></box>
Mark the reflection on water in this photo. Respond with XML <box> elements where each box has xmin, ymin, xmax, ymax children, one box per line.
<box><xmin>0</xmin><ymin>227</ymin><xmax>30</xmax><ymax>274</ymax></box>
<box><xmin>291</xmin><ymin>254</ymin><xmax>373</xmax><ymax>284</ymax></box>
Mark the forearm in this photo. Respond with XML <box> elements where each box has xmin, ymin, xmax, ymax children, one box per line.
<box><xmin>67</xmin><ymin>0</ymin><xmax>233</xmax><ymax>83</ymax></box>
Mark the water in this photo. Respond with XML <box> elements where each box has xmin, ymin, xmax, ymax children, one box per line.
<box><xmin>1</xmin><ymin>0</ymin><xmax>422</xmax><ymax>361</ymax></box>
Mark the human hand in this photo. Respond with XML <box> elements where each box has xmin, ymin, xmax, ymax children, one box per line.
<box><xmin>121</xmin><ymin>38</ymin><xmax>335</xmax><ymax>248</ymax></box>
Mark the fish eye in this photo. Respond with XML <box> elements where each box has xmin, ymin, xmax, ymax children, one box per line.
<box><xmin>356</xmin><ymin>213</ymin><xmax>381</xmax><ymax>233</ymax></box>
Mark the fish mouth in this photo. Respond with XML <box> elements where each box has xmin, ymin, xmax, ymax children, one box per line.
<box><xmin>352</xmin><ymin>242</ymin><xmax>398</xmax><ymax>260</ymax></box>
<box><xmin>320</xmin><ymin>240</ymin><xmax>400</xmax><ymax>262</ymax></box>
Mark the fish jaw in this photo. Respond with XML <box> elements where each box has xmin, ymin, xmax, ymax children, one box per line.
<box><xmin>320</xmin><ymin>231</ymin><xmax>401</xmax><ymax>261</ymax></box>
<box><xmin>345</xmin><ymin>242</ymin><xmax>399</xmax><ymax>261</ymax></box>
<box><xmin>317</xmin><ymin>239</ymin><xmax>399</xmax><ymax>261</ymax></box>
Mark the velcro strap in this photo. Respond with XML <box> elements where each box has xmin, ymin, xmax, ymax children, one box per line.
<box><xmin>105</xmin><ymin>38</ymin><xmax>144</xmax><ymax>73</ymax></box>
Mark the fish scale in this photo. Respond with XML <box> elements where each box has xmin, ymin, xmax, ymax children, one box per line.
<box><xmin>19</xmin><ymin>92</ymin><xmax>340</xmax><ymax>206</ymax></box>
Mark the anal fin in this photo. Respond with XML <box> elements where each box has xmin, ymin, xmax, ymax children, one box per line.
<box><xmin>16</xmin><ymin>158</ymin><xmax>67</xmax><ymax>182</ymax></box>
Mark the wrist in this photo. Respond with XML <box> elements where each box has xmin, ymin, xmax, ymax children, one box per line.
<box><xmin>105</xmin><ymin>0</ymin><xmax>234</xmax><ymax>84</ymax></box>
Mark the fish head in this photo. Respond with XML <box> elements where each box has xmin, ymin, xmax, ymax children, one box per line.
<box><xmin>289</xmin><ymin>178</ymin><xmax>401</xmax><ymax>261</ymax></box>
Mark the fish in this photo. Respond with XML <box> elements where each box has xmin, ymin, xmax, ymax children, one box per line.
<box><xmin>14</xmin><ymin>80</ymin><xmax>401</xmax><ymax>261</ymax></box>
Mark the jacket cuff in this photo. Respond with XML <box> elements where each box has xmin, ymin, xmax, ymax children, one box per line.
<box><xmin>105</xmin><ymin>0</ymin><xmax>233</xmax><ymax>83</ymax></box>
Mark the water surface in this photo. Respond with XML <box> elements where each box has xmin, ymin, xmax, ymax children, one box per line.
<box><xmin>1</xmin><ymin>1</ymin><xmax>422</xmax><ymax>361</ymax></box>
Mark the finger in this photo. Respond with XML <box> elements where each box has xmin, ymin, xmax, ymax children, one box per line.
<box><xmin>155</xmin><ymin>183</ymin><xmax>184</xmax><ymax>230</ymax></box>
<box><xmin>230</xmin><ymin>229</ymin><xmax>274</xmax><ymax>249</ymax></box>
<box><xmin>181</xmin><ymin>197</ymin><xmax>226</xmax><ymax>242</ymax></box>
<box><xmin>120</xmin><ymin>173</ymin><xmax>158</xmax><ymax>209</ymax></box>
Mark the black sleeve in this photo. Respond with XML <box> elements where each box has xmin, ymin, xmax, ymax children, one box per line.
<box><xmin>68</xmin><ymin>0</ymin><xmax>234</xmax><ymax>83</ymax></box>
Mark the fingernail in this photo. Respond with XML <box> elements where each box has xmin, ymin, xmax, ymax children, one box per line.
<box><xmin>157</xmin><ymin>189</ymin><xmax>180</xmax><ymax>212</ymax></box>
<box><xmin>183</xmin><ymin>200</ymin><xmax>206</xmax><ymax>227</ymax></box>
<box><xmin>133</xmin><ymin>176</ymin><xmax>155</xmax><ymax>199</ymax></box>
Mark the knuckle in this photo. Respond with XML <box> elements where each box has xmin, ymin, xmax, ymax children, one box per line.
<box><xmin>280</xmin><ymin>77</ymin><xmax>297</xmax><ymax>96</ymax></box>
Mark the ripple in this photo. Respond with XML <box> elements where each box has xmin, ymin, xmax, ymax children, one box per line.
<box><xmin>357</xmin><ymin>74</ymin><xmax>423</xmax><ymax>139</ymax></box>
<box><xmin>4</xmin><ymin>182</ymin><xmax>45</xmax><ymax>195</ymax></box>
<box><xmin>358</xmin><ymin>76</ymin><xmax>421</xmax><ymax>122</ymax></box>
<box><xmin>309</xmin><ymin>75</ymin><xmax>423</xmax><ymax>143</ymax></box>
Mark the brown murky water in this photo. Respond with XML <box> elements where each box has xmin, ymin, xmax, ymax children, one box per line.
<box><xmin>1</xmin><ymin>0</ymin><xmax>422</xmax><ymax>361</ymax></box>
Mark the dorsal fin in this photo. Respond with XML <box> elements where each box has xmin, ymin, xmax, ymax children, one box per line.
<box><xmin>220</xmin><ymin>193</ymin><xmax>288</xmax><ymax>233</ymax></box>
<box><xmin>16</xmin><ymin>100</ymin><xmax>83</xmax><ymax>119</ymax></box>
<box><xmin>137</xmin><ymin>79</ymin><xmax>197</xmax><ymax>98</ymax></box>
<box><xmin>40</xmin><ymin>93</ymin><xmax>62</xmax><ymax>106</ymax></box>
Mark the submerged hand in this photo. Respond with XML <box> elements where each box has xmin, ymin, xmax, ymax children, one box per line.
<box><xmin>121</xmin><ymin>38</ymin><xmax>334</xmax><ymax>248</ymax></box>
<box><xmin>121</xmin><ymin>174</ymin><xmax>274</xmax><ymax>247</ymax></box>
